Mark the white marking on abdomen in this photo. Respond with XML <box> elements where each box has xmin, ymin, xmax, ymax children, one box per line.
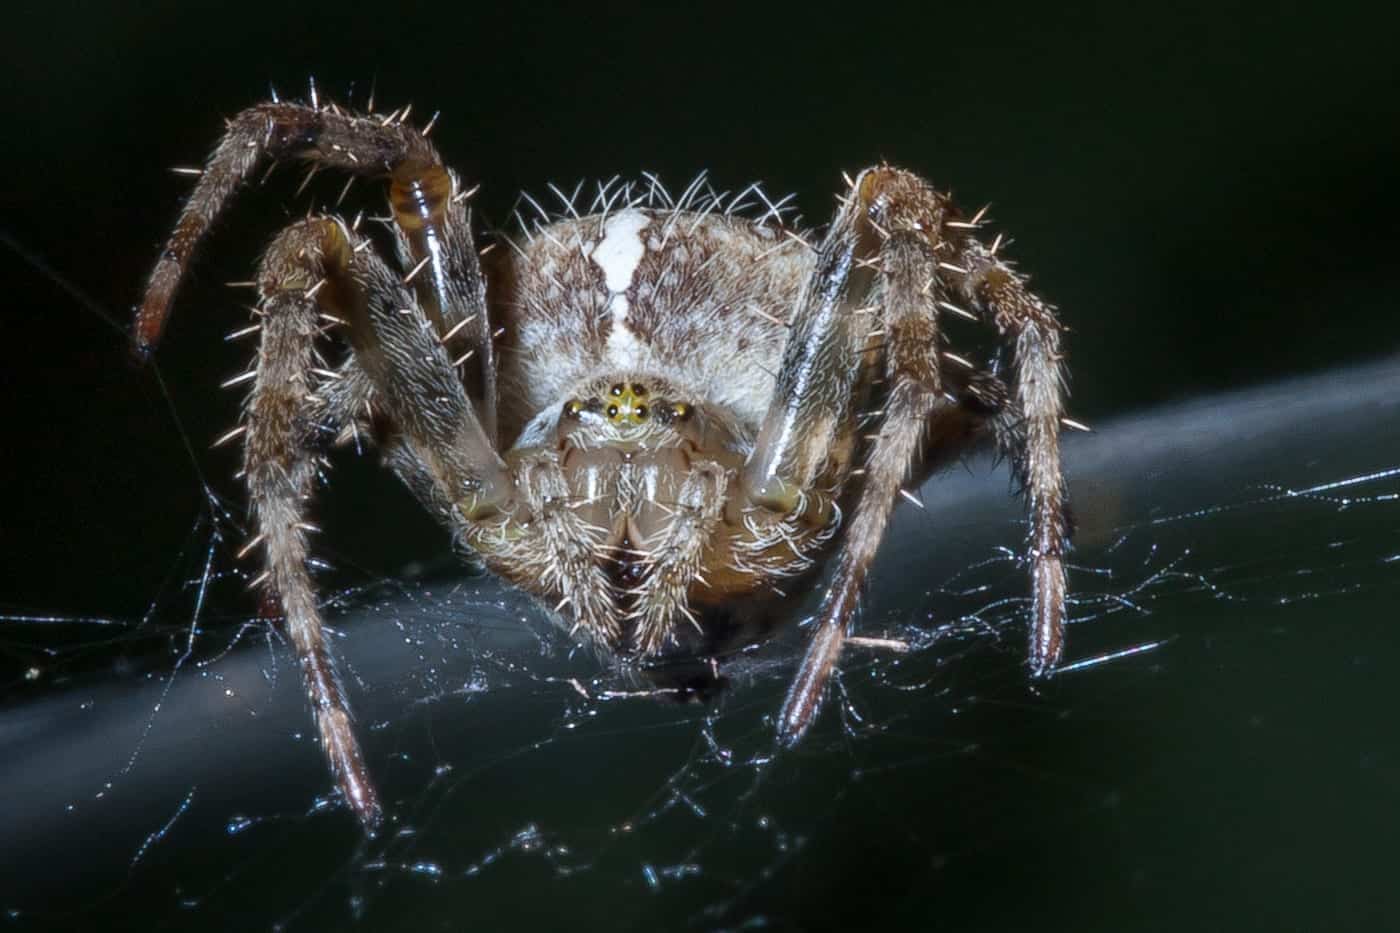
<box><xmin>590</xmin><ymin>209</ymin><xmax>651</xmax><ymax>368</ymax></box>
<box><xmin>592</xmin><ymin>209</ymin><xmax>650</xmax><ymax>295</ymax></box>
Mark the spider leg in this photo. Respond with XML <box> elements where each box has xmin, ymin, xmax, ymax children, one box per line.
<box><xmin>506</xmin><ymin>454</ymin><xmax>622</xmax><ymax>647</ymax></box>
<box><xmin>384</xmin><ymin>174</ymin><xmax>498</xmax><ymax>441</ymax></box>
<box><xmin>630</xmin><ymin>461</ymin><xmax>731</xmax><ymax>655</ymax></box>
<box><xmin>943</xmin><ymin>238</ymin><xmax>1071</xmax><ymax>675</ymax></box>
<box><xmin>742</xmin><ymin>171</ymin><xmax>881</xmax><ymax>518</ymax></box>
<box><xmin>136</xmin><ymin>101</ymin><xmax>498</xmax><ymax>439</ymax></box>
<box><xmin>776</xmin><ymin>167</ymin><xmax>957</xmax><ymax>746</ymax></box>
<box><xmin>244</xmin><ymin>220</ymin><xmax>381</xmax><ymax>828</ymax></box>
<box><xmin>245</xmin><ymin>216</ymin><xmax>511</xmax><ymax>828</ymax></box>
<box><xmin>312</xmin><ymin>218</ymin><xmax>510</xmax><ymax>512</ymax></box>
<box><xmin>916</xmin><ymin>366</ymin><xmax>1010</xmax><ymax>478</ymax></box>
<box><xmin>773</xmin><ymin>167</ymin><xmax>1071</xmax><ymax>746</ymax></box>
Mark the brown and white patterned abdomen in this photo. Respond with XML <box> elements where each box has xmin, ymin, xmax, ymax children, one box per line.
<box><xmin>494</xmin><ymin>207</ymin><xmax>815</xmax><ymax>448</ymax></box>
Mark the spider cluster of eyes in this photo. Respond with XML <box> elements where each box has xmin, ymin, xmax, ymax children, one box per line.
<box><xmin>563</xmin><ymin>380</ymin><xmax>693</xmax><ymax>429</ymax></box>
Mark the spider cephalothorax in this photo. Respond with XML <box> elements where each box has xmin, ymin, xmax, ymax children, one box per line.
<box><xmin>135</xmin><ymin>98</ymin><xmax>1073</xmax><ymax>830</ymax></box>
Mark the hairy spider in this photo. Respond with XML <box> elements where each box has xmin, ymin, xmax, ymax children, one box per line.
<box><xmin>135</xmin><ymin>97</ymin><xmax>1073</xmax><ymax>830</ymax></box>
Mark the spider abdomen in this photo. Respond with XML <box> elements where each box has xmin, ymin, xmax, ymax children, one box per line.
<box><xmin>494</xmin><ymin>208</ymin><xmax>815</xmax><ymax>447</ymax></box>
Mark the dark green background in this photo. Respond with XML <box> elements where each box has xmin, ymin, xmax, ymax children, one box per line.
<box><xmin>2</xmin><ymin>2</ymin><xmax>1398</xmax><ymax>930</ymax></box>
<box><xmin>4</xmin><ymin>0</ymin><xmax>1396</xmax><ymax>612</ymax></box>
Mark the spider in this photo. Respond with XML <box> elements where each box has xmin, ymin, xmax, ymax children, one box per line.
<box><xmin>134</xmin><ymin>97</ymin><xmax>1073</xmax><ymax>831</ymax></box>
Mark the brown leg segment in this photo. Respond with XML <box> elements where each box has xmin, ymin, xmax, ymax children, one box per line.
<box><xmin>135</xmin><ymin>100</ymin><xmax>497</xmax><ymax>433</ymax></box>
<box><xmin>241</xmin><ymin>214</ymin><xmax>513</xmax><ymax>829</ymax></box>
<box><xmin>244</xmin><ymin>219</ymin><xmax>384</xmax><ymax>828</ymax></box>
<box><xmin>777</xmin><ymin>168</ymin><xmax>950</xmax><ymax>746</ymax></box>
<box><xmin>388</xmin><ymin>168</ymin><xmax>498</xmax><ymax>442</ymax></box>
<box><xmin>313</xmin><ymin>218</ymin><xmax>510</xmax><ymax>513</ymax></box>
<box><xmin>951</xmin><ymin>240</ymin><xmax>1070</xmax><ymax>675</ymax></box>
<box><xmin>630</xmin><ymin>461</ymin><xmax>731</xmax><ymax>655</ymax></box>
<box><xmin>742</xmin><ymin>176</ymin><xmax>881</xmax><ymax>511</ymax></box>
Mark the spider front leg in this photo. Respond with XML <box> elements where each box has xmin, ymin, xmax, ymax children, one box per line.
<box><xmin>243</xmin><ymin>216</ymin><xmax>511</xmax><ymax>829</ymax></box>
<box><xmin>135</xmin><ymin>100</ymin><xmax>498</xmax><ymax>437</ymax></box>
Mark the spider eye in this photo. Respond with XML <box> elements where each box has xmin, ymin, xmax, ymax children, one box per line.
<box><xmin>563</xmin><ymin>399</ymin><xmax>585</xmax><ymax>419</ymax></box>
<box><xmin>633</xmin><ymin>383</ymin><xmax>648</xmax><ymax>397</ymax></box>
<box><xmin>607</xmin><ymin>404</ymin><xmax>619</xmax><ymax>418</ymax></box>
<box><xmin>610</xmin><ymin>384</ymin><xmax>624</xmax><ymax>396</ymax></box>
<box><xmin>671</xmin><ymin>402</ymin><xmax>691</xmax><ymax>420</ymax></box>
<box><xmin>635</xmin><ymin>404</ymin><xmax>647</xmax><ymax>419</ymax></box>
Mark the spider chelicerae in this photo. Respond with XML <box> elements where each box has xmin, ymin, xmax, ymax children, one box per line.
<box><xmin>135</xmin><ymin>95</ymin><xmax>1074</xmax><ymax>830</ymax></box>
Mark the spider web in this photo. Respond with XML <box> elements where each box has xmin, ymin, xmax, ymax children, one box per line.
<box><xmin>2</xmin><ymin>357</ymin><xmax>1398</xmax><ymax>931</ymax></box>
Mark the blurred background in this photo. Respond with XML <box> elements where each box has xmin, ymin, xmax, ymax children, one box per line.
<box><xmin>2</xmin><ymin>1</ymin><xmax>1398</xmax><ymax>930</ymax></box>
